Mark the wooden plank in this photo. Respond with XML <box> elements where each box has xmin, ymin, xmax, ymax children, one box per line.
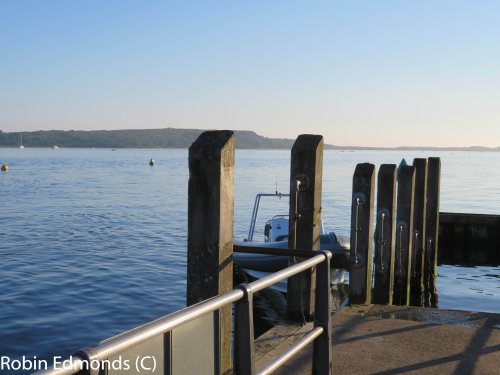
<box><xmin>424</xmin><ymin>157</ymin><xmax>441</xmax><ymax>307</ymax></box>
<box><xmin>287</xmin><ymin>134</ymin><xmax>323</xmax><ymax>321</ymax></box>
<box><xmin>393</xmin><ymin>165</ymin><xmax>415</xmax><ymax>306</ymax></box>
<box><xmin>348</xmin><ymin>163</ymin><xmax>375</xmax><ymax>305</ymax></box>
<box><xmin>410</xmin><ymin>158</ymin><xmax>428</xmax><ymax>306</ymax></box>
<box><xmin>373</xmin><ymin>164</ymin><xmax>397</xmax><ymax>305</ymax></box>
<box><xmin>255</xmin><ymin>322</ymin><xmax>313</xmax><ymax>371</ymax></box>
<box><xmin>187</xmin><ymin>130</ymin><xmax>235</xmax><ymax>374</ymax></box>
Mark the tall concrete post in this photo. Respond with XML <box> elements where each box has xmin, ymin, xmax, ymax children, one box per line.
<box><xmin>187</xmin><ymin>130</ymin><xmax>235</xmax><ymax>374</ymax></box>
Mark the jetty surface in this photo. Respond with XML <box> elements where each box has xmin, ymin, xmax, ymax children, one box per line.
<box><xmin>255</xmin><ymin>304</ymin><xmax>500</xmax><ymax>374</ymax></box>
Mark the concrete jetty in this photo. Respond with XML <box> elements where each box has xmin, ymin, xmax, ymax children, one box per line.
<box><xmin>255</xmin><ymin>304</ymin><xmax>500</xmax><ymax>374</ymax></box>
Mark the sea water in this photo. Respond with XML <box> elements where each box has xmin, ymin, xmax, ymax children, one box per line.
<box><xmin>0</xmin><ymin>147</ymin><xmax>499</xmax><ymax>366</ymax></box>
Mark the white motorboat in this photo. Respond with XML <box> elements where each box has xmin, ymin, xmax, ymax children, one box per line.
<box><xmin>233</xmin><ymin>193</ymin><xmax>350</xmax><ymax>278</ymax></box>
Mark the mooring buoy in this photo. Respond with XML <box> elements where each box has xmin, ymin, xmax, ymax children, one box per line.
<box><xmin>1</xmin><ymin>164</ymin><xmax>8</xmax><ymax>172</ymax></box>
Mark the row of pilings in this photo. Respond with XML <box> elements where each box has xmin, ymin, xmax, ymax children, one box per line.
<box><xmin>348</xmin><ymin>158</ymin><xmax>441</xmax><ymax>307</ymax></box>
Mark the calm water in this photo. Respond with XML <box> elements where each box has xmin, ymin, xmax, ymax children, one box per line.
<box><xmin>0</xmin><ymin>148</ymin><xmax>499</xmax><ymax>365</ymax></box>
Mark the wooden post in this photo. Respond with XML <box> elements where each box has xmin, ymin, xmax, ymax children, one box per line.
<box><xmin>424</xmin><ymin>157</ymin><xmax>441</xmax><ymax>308</ymax></box>
<box><xmin>349</xmin><ymin>163</ymin><xmax>375</xmax><ymax>305</ymax></box>
<box><xmin>410</xmin><ymin>158</ymin><xmax>428</xmax><ymax>306</ymax></box>
<box><xmin>393</xmin><ymin>165</ymin><xmax>415</xmax><ymax>306</ymax></box>
<box><xmin>373</xmin><ymin>164</ymin><xmax>397</xmax><ymax>305</ymax></box>
<box><xmin>287</xmin><ymin>134</ymin><xmax>323</xmax><ymax>321</ymax></box>
<box><xmin>187</xmin><ymin>130</ymin><xmax>235</xmax><ymax>374</ymax></box>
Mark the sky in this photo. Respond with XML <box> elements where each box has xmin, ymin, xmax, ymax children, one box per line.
<box><xmin>1</xmin><ymin>0</ymin><xmax>499</xmax><ymax>147</ymax></box>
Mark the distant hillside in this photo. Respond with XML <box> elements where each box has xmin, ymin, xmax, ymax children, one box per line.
<box><xmin>1</xmin><ymin>129</ymin><xmax>499</xmax><ymax>151</ymax></box>
<box><xmin>0</xmin><ymin>129</ymin><xmax>297</xmax><ymax>149</ymax></box>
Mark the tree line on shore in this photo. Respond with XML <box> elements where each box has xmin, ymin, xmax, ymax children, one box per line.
<box><xmin>1</xmin><ymin>128</ymin><xmax>497</xmax><ymax>151</ymax></box>
<box><xmin>0</xmin><ymin>128</ymin><xmax>296</xmax><ymax>149</ymax></box>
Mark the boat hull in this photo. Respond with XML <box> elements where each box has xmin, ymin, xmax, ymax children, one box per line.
<box><xmin>234</xmin><ymin>232</ymin><xmax>350</xmax><ymax>272</ymax></box>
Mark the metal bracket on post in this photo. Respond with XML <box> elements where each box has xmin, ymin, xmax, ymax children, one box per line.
<box><xmin>395</xmin><ymin>221</ymin><xmax>408</xmax><ymax>278</ymax></box>
<box><xmin>376</xmin><ymin>208</ymin><xmax>390</xmax><ymax>274</ymax></box>
<box><xmin>234</xmin><ymin>284</ymin><xmax>255</xmax><ymax>375</ymax></box>
<box><xmin>413</xmin><ymin>230</ymin><xmax>421</xmax><ymax>278</ymax></box>
<box><xmin>353</xmin><ymin>192</ymin><xmax>366</xmax><ymax>206</ymax></box>
<box><xmin>291</xmin><ymin>174</ymin><xmax>310</xmax><ymax>224</ymax></box>
<box><xmin>426</xmin><ymin>236</ymin><xmax>433</xmax><ymax>270</ymax></box>
<box><xmin>351</xmin><ymin>192</ymin><xmax>367</xmax><ymax>267</ymax></box>
<box><xmin>294</xmin><ymin>173</ymin><xmax>311</xmax><ymax>191</ymax></box>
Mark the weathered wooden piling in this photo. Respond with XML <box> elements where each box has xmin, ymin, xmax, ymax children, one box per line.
<box><xmin>393</xmin><ymin>165</ymin><xmax>415</xmax><ymax>306</ymax></box>
<box><xmin>373</xmin><ymin>164</ymin><xmax>397</xmax><ymax>305</ymax></box>
<box><xmin>424</xmin><ymin>157</ymin><xmax>441</xmax><ymax>308</ymax></box>
<box><xmin>410</xmin><ymin>158</ymin><xmax>428</xmax><ymax>306</ymax></box>
<box><xmin>187</xmin><ymin>130</ymin><xmax>235</xmax><ymax>374</ymax></box>
<box><xmin>287</xmin><ymin>134</ymin><xmax>323</xmax><ymax>321</ymax></box>
<box><xmin>349</xmin><ymin>163</ymin><xmax>375</xmax><ymax>305</ymax></box>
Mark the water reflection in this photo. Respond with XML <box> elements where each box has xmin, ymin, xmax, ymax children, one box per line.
<box><xmin>437</xmin><ymin>265</ymin><xmax>499</xmax><ymax>313</ymax></box>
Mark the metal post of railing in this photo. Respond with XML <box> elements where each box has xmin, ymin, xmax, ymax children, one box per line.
<box><xmin>313</xmin><ymin>250</ymin><xmax>332</xmax><ymax>374</ymax></box>
<box><xmin>234</xmin><ymin>284</ymin><xmax>256</xmax><ymax>375</ymax></box>
<box><xmin>72</xmin><ymin>347</ymin><xmax>99</xmax><ymax>375</ymax></box>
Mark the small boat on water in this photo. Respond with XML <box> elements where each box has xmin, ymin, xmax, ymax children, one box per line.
<box><xmin>233</xmin><ymin>193</ymin><xmax>350</xmax><ymax>281</ymax></box>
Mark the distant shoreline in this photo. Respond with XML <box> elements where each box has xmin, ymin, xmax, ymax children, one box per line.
<box><xmin>3</xmin><ymin>146</ymin><xmax>500</xmax><ymax>152</ymax></box>
<box><xmin>1</xmin><ymin>128</ymin><xmax>498</xmax><ymax>151</ymax></box>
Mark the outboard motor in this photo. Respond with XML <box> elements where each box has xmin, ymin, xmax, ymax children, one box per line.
<box><xmin>320</xmin><ymin>232</ymin><xmax>350</xmax><ymax>269</ymax></box>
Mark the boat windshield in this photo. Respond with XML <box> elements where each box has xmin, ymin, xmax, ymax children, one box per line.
<box><xmin>246</xmin><ymin>193</ymin><xmax>289</xmax><ymax>242</ymax></box>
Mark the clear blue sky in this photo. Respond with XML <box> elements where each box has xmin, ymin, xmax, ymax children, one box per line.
<box><xmin>1</xmin><ymin>0</ymin><xmax>499</xmax><ymax>147</ymax></box>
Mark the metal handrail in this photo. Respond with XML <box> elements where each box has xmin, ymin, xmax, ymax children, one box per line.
<box><xmin>34</xmin><ymin>250</ymin><xmax>332</xmax><ymax>375</ymax></box>
<box><xmin>247</xmin><ymin>252</ymin><xmax>329</xmax><ymax>293</ymax></box>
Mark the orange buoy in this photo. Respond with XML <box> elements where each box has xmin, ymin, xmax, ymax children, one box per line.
<box><xmin>1</xmin><ymin>164</ymin><xmax>8</xmax><ymax>172</ymax></box>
